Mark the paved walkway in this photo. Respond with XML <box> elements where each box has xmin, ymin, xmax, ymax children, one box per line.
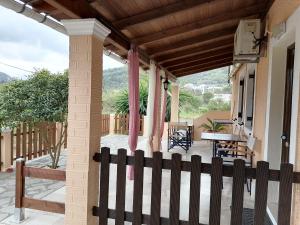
<box><xmin>0</xmin><ymin>135</ymin><xmax>255</xmax><ymax>225</ymax></box>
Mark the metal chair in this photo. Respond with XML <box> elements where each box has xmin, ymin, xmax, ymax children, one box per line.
<box><xmin>218</xmin><ymin>136</ymin><xmax>256</xmax><ymax>194</ymax></box>
<box><xmin>167</xmin><ymin>122</ymin><xmax>192</xmax><ymax>153</ymax></box>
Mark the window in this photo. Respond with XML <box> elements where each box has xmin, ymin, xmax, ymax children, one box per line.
<box><xmin>238</xmin><ymin>79</ymin><xmax>245</xmax><ymax>121</ymax></box>
<box><xmin>245</xmin><ymin>73</ymin><xmax>255</xmax><ymax>128</ymax></box>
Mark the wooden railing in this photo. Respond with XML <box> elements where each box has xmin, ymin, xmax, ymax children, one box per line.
<box><xmin>114</xmin><ymin>114</ymin><xmax>144</xmax><ymax>135</ymax></box>
<box><xmin>15</xmin><ymin>158</ymin><xmax>65</xmax><ymax>220</ymax></box>
<box><xmin>93</xmin><ymin>148</ymin><xmax>300</xmax><ymax>225</ymax></box>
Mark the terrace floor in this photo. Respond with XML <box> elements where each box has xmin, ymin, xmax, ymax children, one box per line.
<box><xmin>0</xmin><ymin>135</ymin><xmax>256</xmax><ymax>225</ymax></box>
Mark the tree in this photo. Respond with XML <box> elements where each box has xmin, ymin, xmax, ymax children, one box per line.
<box><xmin>114</xmin><ymin>78</ymin><xmax>197</xmax><ymax>122</ymax></box>
<box><xmin>0</xmin><ymin>69</ymin><xmax>68</xmax><ymax>169</ymax></box>
<box><xmin>114</xmin><ymin>77</ymin><xmax>149</xmax><ymax>115</ymax></box>
<box><xmin>202</xmin><ymin>92</ymin><xmax>214</xmax><ymax>104</ymax></box>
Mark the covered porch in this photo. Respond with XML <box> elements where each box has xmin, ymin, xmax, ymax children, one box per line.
<box><xmin>1</xmin><ymin>0</ymin><xmax>300</xmax><ymax>225</ymax></box>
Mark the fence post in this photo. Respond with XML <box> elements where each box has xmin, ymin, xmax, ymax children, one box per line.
<box><xmin>109</xmin><ymin>114</ymin><xmax>115</xmax><ymax>135</ymax></box>
<box><xmin>14</xmin><ymin>158</ymin><xmax>25</xmax><ymax>223</ymax></box>
<box><xmin>1</xmin><ymin>130</ymin><xmax>12</xmax><ymax>172</ymax></box>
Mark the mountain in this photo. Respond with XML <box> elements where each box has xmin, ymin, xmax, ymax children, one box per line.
<box><xmin>103</xmin><ymin>66</ymin><xmax>229</xmax><ymax>91</ymax></box>
<box><xmin>103</xmin><ymin>67</ymin><xmax>128</xmax><ymax>90</ymax></box>
<box><xmin>0</xmin><ymin>72</ymin><xmax>12</xmax><ymax>83</ymax></box>
<box><xmin>178</xmin><ymin>67</ymin><xmax>229</xmax><ymax>86</ymax></box>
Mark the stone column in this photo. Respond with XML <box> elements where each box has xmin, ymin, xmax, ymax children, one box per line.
<box><xmin>62</xmin><ymin>19</ymin><xmax>110</xmax><ymax>225</ymax></box>
<box><xmin>171</xmin><ymin>83</ymin><xmax>179</xmax><ymax>122</ymax></box>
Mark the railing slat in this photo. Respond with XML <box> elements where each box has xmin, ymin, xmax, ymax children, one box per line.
<box><xmin>28</xmin><ymin>125</ymin><xmax>32</xmax><ymax>160</ymax></box>
<box><xmin>132</xmin><ymin>150</ymin><xmax>144</xmax><ymax>225</ymax></box>
<box><xmin>115</xmin><ymin>149</ymin><xmax>127</xmax><ymax>225</ymax></box>
<box><xmin>150</xmin><ymin>152</ymin><xmax>163</xmax><ymax>225</ymax></box>
<box><xmin>22</xmin><ymin>123</ymin><xmax>27</xmax><ymax>159</ymax></box>
<box><xmin>189</xmin><ymin>155</ymin><xmax>201</xmax><ymax>225</ymax></box>
<box><xmin>254</xmin><ymin>161</ymin><xmax>269</xmax><ymax>225</ymax></box>
<box><xmin>16</xmin><ymin>126</ymin><xmax>21</xmax><ymax>158</ymax></box>
<box><xmin>99</xmin><ymin>147</ymin><xmax>110</xmax><ymax>225</ymax></box>
<box><xmin>169</xmin><ymin>153</ymin><xmax>182</xmax><ymax>225</ymax></box>
<box><xmin>230</xmin><ymin>159</ymin><xmax>245</xmax><ymax>225</ymax></box>
<box><xmin>23</xmin><ymin>167</ymin><xmax>66</xmax><ymax>181</ymax></box>
<box><xmin>23</xmin><ymin>197</ymin><xmax>65</xmax><ymax>214</ymax></box>
<box><xmin>33</xmin><ymin>126</ymin><xmax>38</xmax><ymax>158</ymax></box>
<box><xmin>38</xmin><ymin>123</ymin><xmax>43</xmax><ymax>156</ymax></box>
<box><xmin>278</xmin><ymin>163</ymin><xmax>293</xmax><ymax>225</ymax></box>
<box><xmin>209</xmin><ymin>157</ymin><xmax>223</xmax><ymax>225</ymax></box>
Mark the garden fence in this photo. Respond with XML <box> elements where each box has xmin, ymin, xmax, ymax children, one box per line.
<box><xmin>0</xmin><ymin>114</ymin><xmax>110</xmax><ymax>171</ymax></box>
<box><xmin>114</xmin><ymin>114</ymin><xmax>144</xmax><ymax>135</ymax></box>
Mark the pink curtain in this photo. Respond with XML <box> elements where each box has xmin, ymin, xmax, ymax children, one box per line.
<box><xmin>127</xmin><ymin>47</ymin><xmax>140</xmax><ymax>180</ymax></box>
<box><xmin>150</xmin><ymin>67</ymin><xmax>161</xmax><ymax>150</ymax></box>
<box><xmin>160</xmin><ymin>86</ymin><xmax>167</xmax><ymax>138</ymax></box>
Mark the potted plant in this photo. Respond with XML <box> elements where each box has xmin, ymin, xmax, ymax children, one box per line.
<box><xmin>200</xmin><ymin>118</ymin><xmax>225</xmax><ymax>132</ymax></box>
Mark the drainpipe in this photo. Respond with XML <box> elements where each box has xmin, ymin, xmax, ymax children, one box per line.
<box><xmin>0</xmin><ymin>0</ymin><xmax>66</xmax><ymax>34</ymax></box>
<box><xmin>0</xmin><ymin>0</ymin><xmax>127</xmax><ymax>64</ymax></box>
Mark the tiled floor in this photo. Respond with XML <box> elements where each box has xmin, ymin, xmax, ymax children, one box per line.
<box><xmin>0</xmin><ymin>135</ymin><xmax>255</xmax><ymax>225</ymax></box>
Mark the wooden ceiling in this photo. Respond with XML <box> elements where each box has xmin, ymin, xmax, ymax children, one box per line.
<box><xmin>22</xmin><ymin>0</ymin><xmax>274</xmax><ymax>77</ymax></box>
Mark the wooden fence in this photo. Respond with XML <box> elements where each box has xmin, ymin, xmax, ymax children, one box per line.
<box><xmin>14</xmin><ymin>147</ymin><xmax>300</xmax><ymax>224</ymax></box>
<box><xmin>0</xmin><ymin>122</ymin><xmax>67</xmax><ymax>171</ymax></box>
<box><xmin>114</xmin><ymin>114</ymin><xmax>144</xmax><ymax>135</ymax></box>
<box><xmin>93</xmin><ymin>148</ymin><xmax>300</xmax><ymax>225</ymax></box>
<box><xmin>0</xmin><ymin>115</ymin><xmax>110</xmax><ymax>171</ymax></box>
<box><xmin>101</xmin><ymin>114</ymin><xmax>110</xmax><ymax>136</ymax></box>
<box><xmin>15</xmin><ymin>158</ymin><xmax>65</xmax><ymax>218</ymax></box>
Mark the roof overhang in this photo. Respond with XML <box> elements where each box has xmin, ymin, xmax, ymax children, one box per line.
<box><xmin>10</xmin><ymin>0</ymin><xmax>274</xmax><ymax>77</ymax></box>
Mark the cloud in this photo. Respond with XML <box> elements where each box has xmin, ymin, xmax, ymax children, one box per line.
<box><xmin>0</xmin><ymin>5</ymin><xmax>124</xmax><ymax>79</ymax></box>
<box><xmin>0</xmin><ymin>6</ymin><xmax>68</xmax><ymax>54</ymax></box>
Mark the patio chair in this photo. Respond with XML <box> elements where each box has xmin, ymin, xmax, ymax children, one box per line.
<box><xmin>218</xmin><ymin>136</ymin><xmax>256</xmax><ymax>194</ymax></box>
<box><xmin>167</xmin><ymin>122</ymin><xmax>192</xmax><ymax>152</ymax></box>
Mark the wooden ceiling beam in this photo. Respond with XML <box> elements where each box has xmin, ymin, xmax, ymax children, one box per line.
<box><xmin>112</xmin><ymin>0</ymin><xmax>215</xmax><ymax>30</ymax></box>
<box><xmin>156</xmin><ymin>37</ymin><xmax>234</xmax><ymax>63</ymax></box>
<box><xmin>262</xmin><ymin>0</ymin><xmax>275</xmax><ymax>18</ymax></box>
<box><xmin>167</xmin><ymin>52</ymin><xmax>233</xmax><ymax>71</ymax></box>
<box><xmin>164</xmin><ymin>46</ymin><xmax>233</xmax><ymax>69</ymax></box>
<box><xmin>41</xmin><ymin>0</ymin><xmax>153</xmax><ymax>66</ymax></box>
<box><xmin>175</xmin><ymin>62</ymin><xmax>232</xmax><ymax>77</ymax></box>
<box><xmin>170</xmin><ymin>56</ymin><xmax>232</xmax><ymax>73</ymax></box>
<box><xmin>149</xmin><ymin>28</ymin><xmax>235</xmax><ymax>57</ymax></box>
<box><xmin>43</xmin><ymin>0</ymin><xmax>81</xmax><ymax>18</ymax></box>
<box><xmin>133</xmin><ymin>3</ymin><xmax>265</xmax><ymax>45</ymax></box>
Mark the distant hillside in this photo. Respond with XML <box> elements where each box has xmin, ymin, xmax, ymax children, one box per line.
<box><xmin>0</xmin><ymin>72</ymin><xmax>12</xmax><ymax>83</ymax></box>
<box><xmin>103</xmin><ymin>67</ymin><xmax>128</xmax><ymax>90</ymax></box>
<box><xmin>178</xmin><ymin>67</ymin><xmax>229</xmax><ymax>86</ymax></box>
<box><xmin>103</xmin><ymin>66</ymin><xmax>229</xmax><ymax>91</ymax></box>
<box><xmin>103</xmin><ymin>67</ymin><xmax>148</xmax><ymax>91</ymax></box>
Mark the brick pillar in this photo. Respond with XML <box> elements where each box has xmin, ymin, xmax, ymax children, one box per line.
<box><xmin>171</xmin><ymin>83</ymin><xmax>179</xmax><ymax>122</ymax></box>
<box><xmin>62</xmin><ymin>19</ymin><xmax>110</xmax><ymax>225</ymax></box>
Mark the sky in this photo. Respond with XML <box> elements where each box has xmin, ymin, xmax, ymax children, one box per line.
<box><xmin>0</xmin><ymin>5</ymin><xmax>123</xmax><ymax>79</ymax></box>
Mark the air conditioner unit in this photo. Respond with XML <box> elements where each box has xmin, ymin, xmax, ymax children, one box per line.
<box><xmin>234</xmin><ymin>19</ymin><xmax>261</xmax><ymax>63</ymax></box>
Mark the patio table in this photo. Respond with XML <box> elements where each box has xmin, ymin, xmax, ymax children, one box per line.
<box><xmin>213</xmin><ymin>119</ymin><xmax>233</xmax><ymax>125</ymax></box>
<box><xmin>201</xmin><ymin>132</ymin><xmax>247</xmax><ymax>157</ymax></box>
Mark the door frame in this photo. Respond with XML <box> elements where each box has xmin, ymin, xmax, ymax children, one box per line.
<box><xmin>281</xmin><ymin>43</ymin><xmax>295</xmax><ymax>163</ymax></box>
